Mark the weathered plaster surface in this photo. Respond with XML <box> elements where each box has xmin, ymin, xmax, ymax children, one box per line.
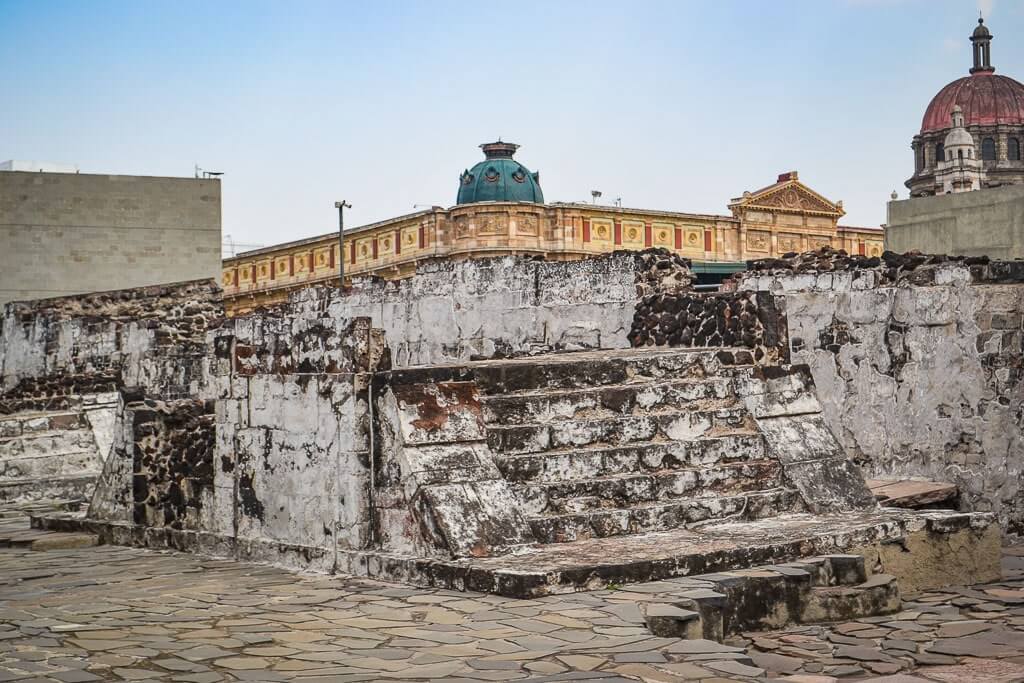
<box><xmin>316</xmin><ymin>254</ymin><xmax>640</xmax><ymax>367</ymax></box>
<box><xmin>736</xmin><ymin>263</ymin><xmax>1024</xmax><ymax>531</ymax></box>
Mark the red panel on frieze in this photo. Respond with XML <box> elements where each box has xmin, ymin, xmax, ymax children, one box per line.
<box><xmin>644</xmin><ymin>223</ymin><xmax>652</xmax><ymax>248</ymax></box>
<box><xmin>614</xmin><ymin>221</ymin><xmax>622</xmax><ymax>245</ymax></box>
<box><xmin>704</xmin><ymin>231</ymin><xmax>713</xmax><ymax>252</ymax></box>
<box><xmin>582</xmin><ymin>218</ymin><xmax>591</xmax><ymax>243</ymax></box>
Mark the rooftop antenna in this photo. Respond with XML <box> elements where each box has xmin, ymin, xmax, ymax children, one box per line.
<box><xmin>590</xmin><ymin>190</ymin><xmax>602</xmax><ymax>204</ymax></box>
<box><xmin>194</xmin><ymin>164</ymin><xmax>223</xmax><ymax>179</ymax></box>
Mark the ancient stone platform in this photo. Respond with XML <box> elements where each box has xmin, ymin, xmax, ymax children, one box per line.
<box><xmin>36</xmin><ymin>346</ymin><xmax>1000</xmax><ymax>604</ymax></box>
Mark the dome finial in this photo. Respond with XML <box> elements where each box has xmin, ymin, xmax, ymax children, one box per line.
<box><xmin>970</xmin><ymin>15</ymin><xmax>995</xmax><ymax>74</ymax></box>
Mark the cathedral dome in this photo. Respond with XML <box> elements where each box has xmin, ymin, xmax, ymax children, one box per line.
<box><xmin>457</xmin><ymin>141</ymin><xmax>544</xmax><ymax>205</ymax></box>
<box><xmin>920</xmin><ymin>18</ymin><xmax>1024</xmax><ymax>133</ymax></box>
<box><xmin>921</xmin><ymin>73</ymin><xmax>1024</xmax><ymax>133</ymax></box>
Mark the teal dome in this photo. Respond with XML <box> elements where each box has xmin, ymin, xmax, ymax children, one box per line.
<box><xmin>457</xmin><ymin>141</ymin><xmax>544</xmax><ymax>205</ymax></box>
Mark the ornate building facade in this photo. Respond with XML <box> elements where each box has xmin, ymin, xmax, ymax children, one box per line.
<box><xmin>907</xmin><ymin>18</ymin><xmax>1024</xmax><ymax>196</ymax></box>
<box><xmin>222</xmin><ymin>143</ymin><xmax>882</xmax><ymax>314</ymax></box>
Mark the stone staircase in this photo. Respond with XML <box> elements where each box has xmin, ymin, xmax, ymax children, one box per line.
<box><xmin>364</xmin><ymin>346</ymin><xmax>999</xmax><ymax>599</ymax></box>
<box><xmin>0</xmin><ymin>400</ymin><xmax>113</xmax><ymax>504</ymax></box>
<box><xmin>642</xmin><ymin>554</ymin><xmax>900</xmax><ymax>641</ymax></box>
<box><xmin>478</xmin><ymin>349</ymin><xmax>808</xmax><ymax>545</ymax></box>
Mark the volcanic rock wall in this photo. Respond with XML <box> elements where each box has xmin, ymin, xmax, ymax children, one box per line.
<box><xmin>734</xmin><ymin>252</ymin><xmax>1024</xmax><ymax>531</ymax></box>
<box><xmin>0</xmin><ymin>279</ymin><xmax>221</xmax><ymax>409</ymax></box>
<box><xmin>628</xmin><ymin>290</ymin><xmax>788</xmax><ymax>364</ymax></box>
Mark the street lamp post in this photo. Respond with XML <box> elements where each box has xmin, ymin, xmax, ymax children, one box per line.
<box><xmin>334</xmin><ymin>200</ymin><xmax>352</xmax><ymax>288</ymax></box>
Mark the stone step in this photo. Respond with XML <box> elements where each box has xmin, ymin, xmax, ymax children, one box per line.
<box><xmin>0</xmin><ymin>449</ymin><xmax>100</xmax><ymax>479</ymax></box>
<box><xmin>488</xmin><ymin>408</ymin><xmax>756</xmax><ymax>455</ymax></box>
<box><xmin>644</xmin><ymin>556</ymin><xmax>900</xmax><ymax>641</ymax></box>
<box><xmin>0</xmin><ymin>474</ymin><xmax>96</xmax><ymax>505</ymax></box>
<box><xmin>0</xmin><ymin>428</ymin><xmax>97</xmax><ymax>459</ymax></box>
<box><xmin>464</xmin><ymin>348</ymin><xmax>737</xmax><ymax>395</ymax></box>
<box><xmin>426</xmin><ymin>347</ymin><xmax>756</xmax><ymax>396</ymax></box>
<box><xmin>497</xmin><ymin>434</ymin><xmax>768</xmax><ymax>483</ymax></box>
<box><xmin>518</xmin><ymin>460</ymin><xmax>784</xmax><ymax>516</ymax></box>
<box><xmin>480</xmin><ymin>377</ymin><xmax>737</xmax><ymax>426</ymax></box>
<box><xmin>0</xmin><ymin>410</ymin><xmax>87</xmax><ymax>437</ymax></box>
<box><xmin>527</xmin><ymin>488</ymin><xmax>799</xmax><ymax>543</ymax></box>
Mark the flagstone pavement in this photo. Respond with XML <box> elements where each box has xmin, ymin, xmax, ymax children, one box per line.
<box><xmin>1</xmin><ymin>507</ymin><xmax>1023</xmax><ymax>682</ymax></box>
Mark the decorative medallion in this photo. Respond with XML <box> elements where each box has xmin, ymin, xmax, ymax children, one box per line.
<box><xmin>222</xmin><ymin>271</ymin><xmax>234</xmax><ymax>286</ymax></box>
<box><xmin>484</xmin><ymin>167</ymin><xmax>500</xmax><ymax>183</ymax></box>
<box><xmin>512</xmin><ymin>168</ymin><xmax>526</xmax><ymax>183</ymax></box>
<box><xmin>455</xmin><ymin>215</ymin><xmax>471</xmax><ymax>238</ymax></box>
<box><xmin>809</xmin><ymin>236</ymin><xmax>832</xmax><ymax>250</ymax></box>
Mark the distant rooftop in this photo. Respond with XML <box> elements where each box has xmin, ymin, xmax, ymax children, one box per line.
<box><xmin>0</xmin><ymin>160</ymin><xmax>80</xmax><ymax>173</ymax></box>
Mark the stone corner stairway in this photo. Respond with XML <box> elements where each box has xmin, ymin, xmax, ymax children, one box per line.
<box><xmin>0</xmin><ymin>395</ymin><xmax>117</xmax><ymax>507</ymax></box>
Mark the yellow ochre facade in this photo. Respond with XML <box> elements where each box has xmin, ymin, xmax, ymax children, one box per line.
<box><xmin>222</xmin><ymin>159</ymin><xmax>882</xmax><ymax>315</ymax></box>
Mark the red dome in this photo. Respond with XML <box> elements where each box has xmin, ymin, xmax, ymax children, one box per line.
<box><xmin>921</xmin><ymin>73</ymin><xmax>1024</xmax><ymax>133</ymax></box>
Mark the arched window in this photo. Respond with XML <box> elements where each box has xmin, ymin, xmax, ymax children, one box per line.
<box><xmin>958</xmin><ymin>149</ymin><xmax>964</xmax><ymax>162</ymax></box>
<box><xmin>982</xmin><ymin>137</ymin><xmax>997</xmax><ymax>161</ymax></box>
<box><xmin>1010</xmin><ymin>138</ymin><xmax>1021</xmax><ymax>161</ymax></box>
<box><xmin>935</xmin><ymin>142</ymin><xmax>944</xmax><ymax>166</ymax></box>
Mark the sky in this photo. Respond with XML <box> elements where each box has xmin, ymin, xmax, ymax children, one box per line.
<box><xmin>3</xmin><ymin>0</ymin><xmax>1022</xmax><ymax>253</ymax></box>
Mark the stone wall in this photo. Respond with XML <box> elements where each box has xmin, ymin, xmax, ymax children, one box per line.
<box><xmin>734</xmin><ymin>253</ymin><xmax>1024</xmax><ymax>531</ymax></box>
<box><xmin>310</xmin><ymin>253</ymin><xmax>645</xmax><ymax>367</ymax></box>
<box><xmin>628</xmin><ymin>290</ymin><xmax>788</xmax><ymax>364</ymax></box>
<box><xmin>0</xmin><ymin>171</ymin><xmax>221</xmax><ymax>306</ymax></box>
<box><xmin>0</xmin><ymin>279</ymin><xmax>222</xmax><ymax>503</ymax></box>
<box><xmin>0</xmin><ymin>279</ymin><xmax>222</xmax><ymax>411</ymax></box>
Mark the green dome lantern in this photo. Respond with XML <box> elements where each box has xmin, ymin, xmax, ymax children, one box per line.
<box><xmin>456</xmin><ymin>141</ymin><xmax>544</xmax><ymax>205</ymax></box>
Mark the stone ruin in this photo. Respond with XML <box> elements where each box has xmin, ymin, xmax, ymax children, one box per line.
<box><xmin>2</xmin><ymin>247</ymin><xmax>1021</xmax><ymax>636</ymax></box>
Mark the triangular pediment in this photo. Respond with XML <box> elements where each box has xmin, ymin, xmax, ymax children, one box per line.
<box><xmin>730</xmin><ymin>176</ymin><xmax>845</xmax><ymax>218</ymax></box>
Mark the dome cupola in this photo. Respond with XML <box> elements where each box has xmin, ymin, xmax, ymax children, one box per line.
<box><xmin>907</xmin><ymin>17</ymin><xmax>1024</xmax><ymax>196</ymax></box>
<box><xmin>456</xmin><ymin>141</ymin><xmax>544</xmax><ymax>205</ymax></box>
<box><xmin>919</xmin><ymin>17</ymin><xmax>1024</xmax><ymax>133</ymax></box>
<box><xmin>971</xmin><ymin>17</ymin><xmax>994</xmax><ymax>74</ymax></box>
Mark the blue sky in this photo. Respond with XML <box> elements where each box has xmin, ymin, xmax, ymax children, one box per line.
<box><xmin>3</xmin><ymin>0</ymin><xmax>1021</xmax><ymax>250</ymax></box>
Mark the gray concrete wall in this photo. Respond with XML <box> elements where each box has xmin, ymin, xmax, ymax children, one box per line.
<box><xmin>0</xmin><ymin>171</ymin><xmax>221</xmax><ymax>305</ymax></box>
<box><xmin>886</xmin><ymin>185</ymin><xmax>1024</xmax><ymax>259</ymax></box>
